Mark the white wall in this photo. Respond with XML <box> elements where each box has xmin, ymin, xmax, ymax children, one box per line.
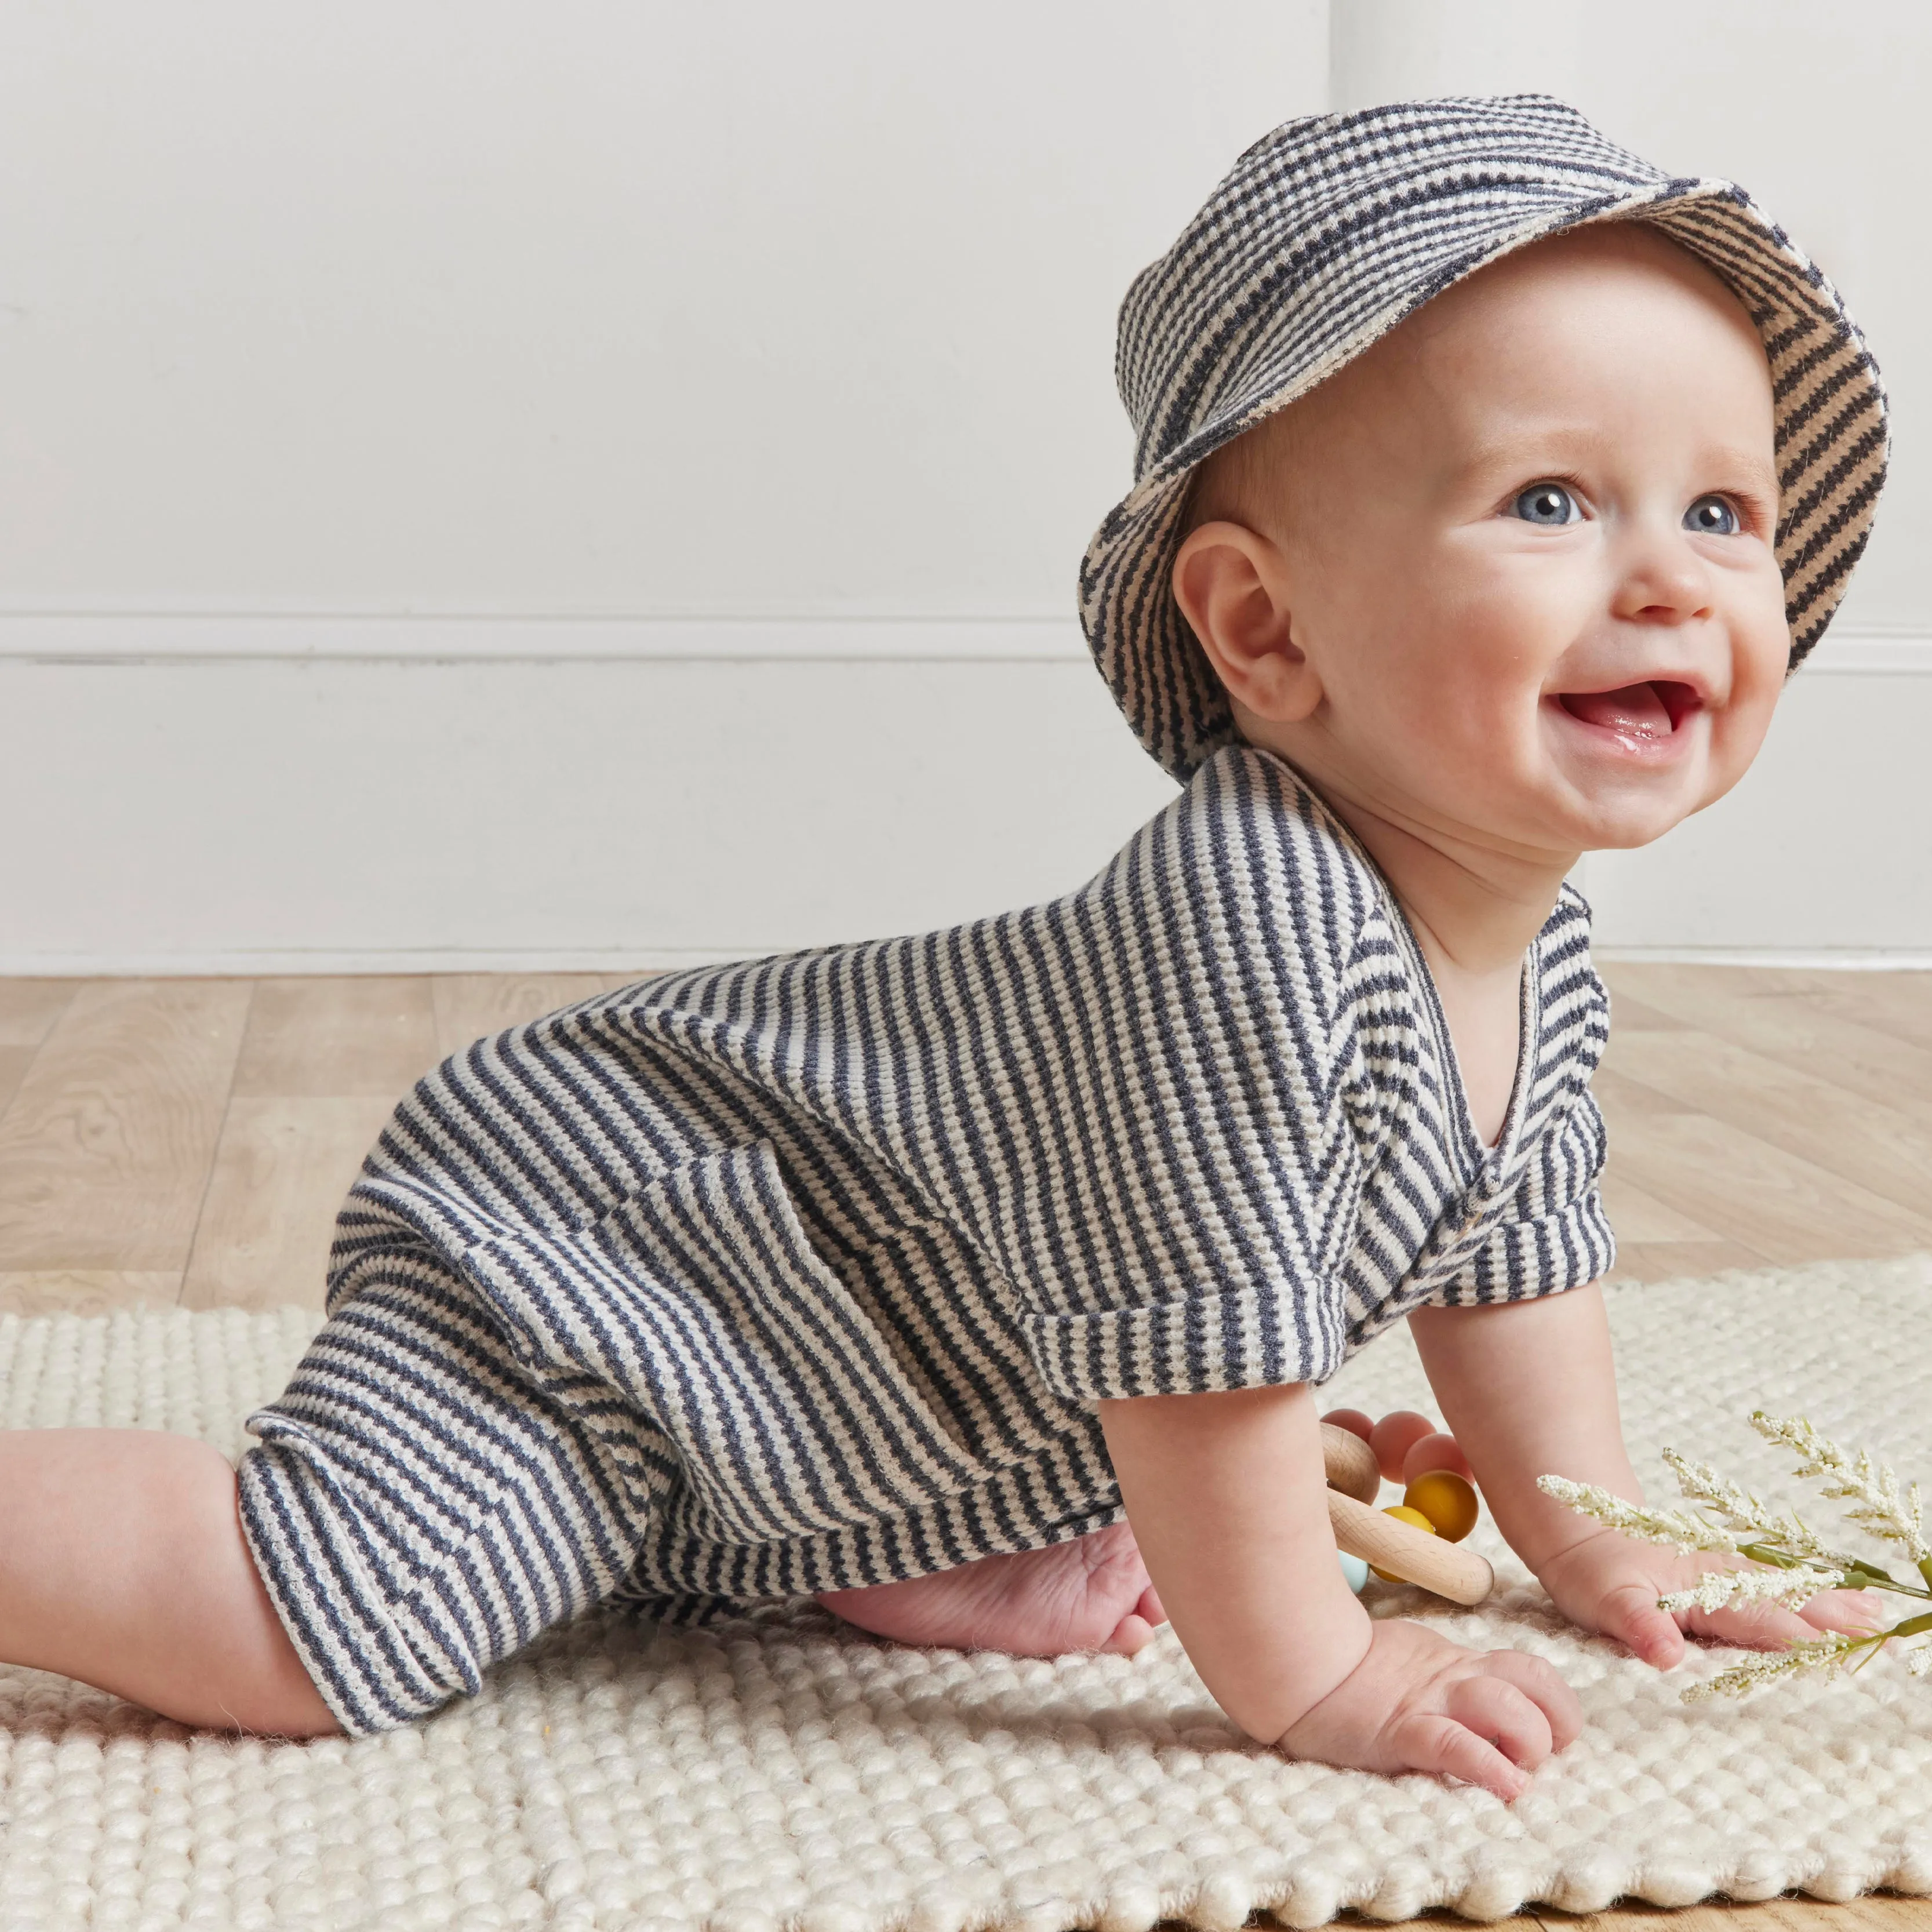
<box><xmin>0</xmin><ymin>653</ymin><xmax>1177</xmax><ymax>973</ymax></box>
<box><xmin>0</xmin><ymin>0</ymin><xmax>1323</xmax><ymax>617</ymax></box>
<box><xmin>1</xmin><ymin>1</ymin><xmax>1926</xmax><ymax>971</ymax></box>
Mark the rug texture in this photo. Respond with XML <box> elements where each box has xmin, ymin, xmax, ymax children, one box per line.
<box><xmin>1</xmin><ymin>1256</ymin><xmax>1930</xmax><ymax>1931</ymax></box>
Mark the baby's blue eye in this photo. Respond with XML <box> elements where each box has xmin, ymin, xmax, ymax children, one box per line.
<box><xmin>1684</xmin><ymin>494</ymin><xmax>1740</xmax><ymax>536</ymax></box>
<box><xmin>1512</xmin><ymin>482</ymin><xmax>1578</xmax><ymax>526</ymax></box>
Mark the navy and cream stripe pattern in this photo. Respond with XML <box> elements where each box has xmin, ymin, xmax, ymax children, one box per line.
<box><xmin>236</xmin><ymin>747</ymin><xmax>1613</xmax><ymax>1734</ymax></box>
<box><xmin>1080</xmin><ymin>94</ymin><xmax>1890</xmax><ymax>781</ymax></box>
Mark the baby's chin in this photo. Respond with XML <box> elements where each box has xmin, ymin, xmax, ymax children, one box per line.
<box><xmin>1531</xmin><ymin>765</ymin><xmax>1717</xmax><ymax>853</ymax></box>
<box><xmin>1533</xmin><ymin>697</ymin><xmax>1724</xmax><ymax>849</ymax></box>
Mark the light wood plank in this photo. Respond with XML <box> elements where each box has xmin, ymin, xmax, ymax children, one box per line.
<box><xmin>1537</xmin><ymin>1891</ymin><xmax>1927</xmax><ymax>1929</ymax></box>
<box><xmin>1595</xmin><ymin>1063</ymin><xmax>1701</xmax><ymax>1125</ymax></box>
<box><xmin>0</xmin><ymin>1046</ymin><xmax>34</xmax><ymax>1120</ymax></box>
<box><xmin>0</xmin><ymin>980</ymin><xmax>252</xmax><ymax>1271</ymax></box>
<box><xmin>1611</xmin><ymin>965</ymin><xmax>1843</xmax><ymax>1001</ymax></box>
<box><xmin>598</xmin><ymin>970</ymin><xmax>660</xmax><ymax>994</ymax></box>
<box><xmin>0</xmin><ymin>979</ymin><xmax>77</xmax><ymax>1047</ymax></box>
<box><xmin>1602</xmin><ymin>1239</ymin><xmax>1771</xmax><ymax>1285</ymax></box>
<box><xmin>1599</xmin><ymin>1172</ymin><xmax>1720</xmax><ymax>1243</ymax></box>
<box><xmin>0</xmin><ymin>1271</ymin><xmax>181</xmax><ymax>1316</ymax></box>
<box><xmin>1333</xmin><ymin>1917</ymin><xmax>1534</xmax><ymax>1929</ymax></box>
<box><xmin>1602</xmin><ymin>966</ymin><xmax>1932</xmax><ymax>1129</ymax></box>
<box><xmin>431</xmin><ymin>973</ymin><xmax>617</xmax><ymax>1060</ymax></box>
<box><xmin>232</xmin><ymin>976</ymin><xmax>440</xmax><ymax>1098</ymax></box>
<box><xmin>181</xmin><ymin>1094</ymin><xmax>399</xmax><ymax>1312</ymax></box>
<box><xmin>1607</xmin><ymin>1028</ymin><xmax>1932</xmax><ymax>1224</ymax></box>
<box><xmin>1786</xmin><ymin>970</ymin><xmax>1932</xmax><ymax>1057</ymax></box>
<box><xmin>1602</xmin><ymin>988</ymin><xmax>1691</xmax><ymax>1032</ymax></box>
<box><xmin>1338</xmin><ymin>1902</ymin><xmax>1919</xmax><ymax>1929</ymax></box>
<box><xmin>1589</xmin><ymin>1103</ymin><xmax>1932</xmax><ymax>1263</ymax></box>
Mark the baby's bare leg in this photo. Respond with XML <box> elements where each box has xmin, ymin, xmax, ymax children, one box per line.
<box><xmin>815</xmin><ymin>1521</ymin><xmax>1166</xmax><ymax>1656</ymax></box>
<box><xmin>0</xmin><ymin>1430</ymin><xmax>339</xmax><ymax>1735</ymax></box>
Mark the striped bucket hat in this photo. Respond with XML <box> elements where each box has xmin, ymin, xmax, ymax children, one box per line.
<box><xmin>1079</xmin><ymin>94</ymin><xmax>1890</xmax><ymax>781</ymax></box>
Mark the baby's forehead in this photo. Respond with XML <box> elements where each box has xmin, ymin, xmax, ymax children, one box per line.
<box><xmin>1191</xmin><ymin>226</ymin><xmax>1775</xmax><ymax>533</ymax></box>
<box><xmin>1391</xmin><ymin>221</ymin><xmax>1763</xmax><ymax>363</ymax></box>
<box><xmin>1308</xmin><ymin>224</ymin><xmax>1773</xmax><ymax>439</ymax></box>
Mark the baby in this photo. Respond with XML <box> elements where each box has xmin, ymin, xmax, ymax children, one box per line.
<box><xmin>0</xmin><ymin>98</ymin><xmax>1893</xmax><ymax>1798</ymax></box>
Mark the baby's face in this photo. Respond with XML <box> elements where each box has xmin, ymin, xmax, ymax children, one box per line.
<box><xmin>1181</xmin><ymin>224</ymin><xmax>1789</xmax><ymax>858</ymax></box>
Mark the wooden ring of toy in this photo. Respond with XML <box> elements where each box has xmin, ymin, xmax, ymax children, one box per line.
<box><xmin>1319</xmin><ymin>1421</ymin><xmax>1493</xmax><ymax>1604</ymax></box>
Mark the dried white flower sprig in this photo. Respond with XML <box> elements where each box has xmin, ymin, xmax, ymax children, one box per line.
<box><xmin>1749</xmin><ymin>1413</ymin><xmax>1929</xmax><ymax>1561</ymax></box>
<box><xmin>1538</xmin><ymin>1410</ymin><xmax>1932</xmax><ymax>1701</ymax></box>
<box><xmin>1656</xmin><ymin>1563</ymin><xmax>1844</xmax><ymax>1617</ymax></box>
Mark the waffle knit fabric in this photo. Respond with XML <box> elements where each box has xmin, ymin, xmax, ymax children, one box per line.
<box><xmin>0</xmin><ymin>1254</ymin><xmax>1928</xmax><ymax>1931</ymax></box>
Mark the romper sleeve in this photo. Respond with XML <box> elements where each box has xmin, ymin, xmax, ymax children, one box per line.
<box><xmin>1012</xmin><ymin>1045</ymin><xmax>1365</xmax><ymax>1405</ymax></box>
<box><xmin>994</xmin><ymin>749</ymin><xmax>1373</xmax><ymax>1405</ymax></box>
<box><xmin>1425</xmin><ymin>1085</ymin><xmax>1616</xmax><ymax>1307</ymax></box>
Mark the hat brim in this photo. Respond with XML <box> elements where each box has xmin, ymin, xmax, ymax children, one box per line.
<box><xmin>1078</xmin><ymin>176</ymin><xmax>1889</xmax><ymax>783</ymax></box>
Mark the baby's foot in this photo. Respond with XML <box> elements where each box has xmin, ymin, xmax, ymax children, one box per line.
<box><xmin>814</xmin><ymin>1522</ymin><xmax>1166</xmax><ymax>1656</ymax></box>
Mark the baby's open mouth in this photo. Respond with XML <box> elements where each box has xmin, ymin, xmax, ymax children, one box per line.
<box><xmin>1556</xmin><ymin>679</ymin><xmax>1701</xmax><ymax>740</ymax></box>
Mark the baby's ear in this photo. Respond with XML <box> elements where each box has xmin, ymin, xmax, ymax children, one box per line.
<box><xmin>1171</xmin><ymin>520</ymin><xmax>1322</xmax><ymax>724</ymax></box>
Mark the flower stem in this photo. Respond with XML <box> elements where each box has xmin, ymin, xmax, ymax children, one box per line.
<box><xmin>1734</xmin><ymin>1545</ymin><xmax>1927</xmax><ymax>1598</ymax></box>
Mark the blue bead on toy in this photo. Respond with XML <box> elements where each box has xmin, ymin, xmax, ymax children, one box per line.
<box><xmin>1338</xmin><ymin>1550</ymin><xmax>1369</xmax><ymax>1594</ymax></box>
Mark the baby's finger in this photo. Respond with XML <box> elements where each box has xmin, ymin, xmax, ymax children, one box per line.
<box><xmin>1599</xmin><ymin>1587</ymin><xmax>1687</xmax><ymax>1668</ymax></box>
<box><xmin>1446</xmin><ymin>1673</ymin><xmax>1555</xmax><ymax>1771</ymax></box>
<box><xmin>1387</xmin><ymin>1711</ymin><xmax>1529</xmax><ymax>1803</ymax></box>
<box><xmin>1798</xmin><ymin>1588</ymin><xmax>1886</xmax><ymax>1636</ymax></box>
<box><xmin>1479</xmin><ymin>1649</ymin><xmax>1584</xmax><ymax>1752</ymax></box>
<box><xmin>1687</xmin><ymin>1599</ymin><xmax>1830</xmax><ymax>1653</ymax></box>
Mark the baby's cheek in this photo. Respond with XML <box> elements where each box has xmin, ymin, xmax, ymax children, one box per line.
<box><xmin>1416</xmin><ymin>636</ymin><xmax>1549</xmax><ymax>759</ymax></box>
<box><xmin>1705</xmin><ymin>660</ymin><xmax>1784</xmax><ymax>792</ymax></box>
<box><xmin>1330</xmin><ymin>577</ymin><xmax>1563</xmax><ymax>801</ymax></box>
<box><xmin>1727</xmin><ymin>569</ymin><xmax>1792</xmax><ymax>690</ymax></box>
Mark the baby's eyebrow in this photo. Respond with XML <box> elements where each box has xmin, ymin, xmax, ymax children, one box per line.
<box><xmin>1449</xmin><ymin>428</ymin><xmax>1595</xmax><ymax>481</ymax></box>
<box><xmin>1693</xmin><ymin>444</ymin><xmax>1783</xmax><ymax>493</ymax></box>
<box><xmin>1449</xmin><ymin>428</ymin><xmax>1779</xmax><ymax>494</ymax></box>
<box><xmin>1441</xmin><ymin>420</ymin><xmax>1622</xmax><ymax>484</ymax></box>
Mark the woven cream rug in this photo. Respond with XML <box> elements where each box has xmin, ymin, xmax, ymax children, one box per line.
<box><xmin>0</xmin><ymin>1257</ymin><xmax>1929</xmax><ymax>1931</ymax></box>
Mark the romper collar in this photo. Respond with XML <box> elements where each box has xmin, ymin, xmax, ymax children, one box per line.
<box><xmin>1236</xmin><ymin>743</ymin><xmax>1557</xmax><ymax>1195</ymax></box>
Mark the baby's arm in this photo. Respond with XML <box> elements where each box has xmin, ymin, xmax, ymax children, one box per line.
<box><xmin>1409</xmin><ymin>1285</ymin><xmax>1878</xmax><ymax>1660</ymax></box>
<box><xmin>1097</xmin><ymin>1381</ymin><xmax>1578</xmax><ymax>1799</ymax></box>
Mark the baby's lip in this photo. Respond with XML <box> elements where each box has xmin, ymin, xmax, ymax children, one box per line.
<box><xmin>1551</xmin><ymin>676</ymin><xmax>1706</xmax><ymax>741</ymax></box>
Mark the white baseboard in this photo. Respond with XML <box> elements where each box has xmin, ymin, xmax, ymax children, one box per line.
<box><xmin>0</xmin><ymin>610</ymin><xmax>1922</xmax><ymax>670</ymax></box>
<box><xmin>0</xmin><ymin>948</ymin><xmax>747</xmax><ymax>978</ymax></box>
<box><xmin>1798</xmin><ymin>631</ymin><xmax>1932</xmax><ymax>674</ymax></box>
<box><xmin>19</xmin><ymin>948</ymin><xmax>1923</xmax><ymax>979</ymax></box>
<box><xmin>1596</xmin><ymin>948</ymin><xmax>1932</xmax><ymax>970</ymax></box>
<box><xmin>0</xmin><ymin>612</ymin><xmax>1090</xmax><ymax>663</ymax></box>
<box><xmin>3</xmin><ymin>620</ymin><xmax>1928</xmax><ymax>976</ymax></box>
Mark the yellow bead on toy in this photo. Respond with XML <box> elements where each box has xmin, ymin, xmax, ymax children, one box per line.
<box><xmin>1404</xmin><ymin>1469</ymin><xmax>1479</xmax><ymax>1542</ymax></box>
<box><xmin>1369</xmin><ymin>1503</ymin><xmax>1438</xmax><ymax>1581</ymax></box>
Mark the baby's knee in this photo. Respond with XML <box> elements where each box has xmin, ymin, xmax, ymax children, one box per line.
<box><xmin>122</xmin><ymin>1429</ymin><xmax>247</xmax><ymax>1534</ymax></box>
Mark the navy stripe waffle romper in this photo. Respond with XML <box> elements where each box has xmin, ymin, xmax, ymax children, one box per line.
<box><xmin>236</xmin><ymin>744</ymin><xmax>1614</xmax><ymax>1734</ymax></box>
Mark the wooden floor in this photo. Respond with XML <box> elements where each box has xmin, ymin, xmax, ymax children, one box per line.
<box><xmin>0</xmin><ymin>965</ymin><xmax>1929</xmax><ymax>1931</ymax></box>
<box><xmin>3</xmin><ymin>963</ymin><xmax>1929</xmax><ymax>1314</ymax></box>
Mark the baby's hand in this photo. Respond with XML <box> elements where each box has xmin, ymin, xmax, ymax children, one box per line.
<box><xmin>1537</xmin><ymin>1527</ymin><xmax>1885</xmax><ymax>1668</ymax></box>
<box><xmin>1279</xmin><ymin>1618</ymin><xmax>1581</xmax><ymax>1800</ymax></box>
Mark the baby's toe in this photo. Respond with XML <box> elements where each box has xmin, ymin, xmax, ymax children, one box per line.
<box><xmin>1098</xmin><ymin>1585</ymin><xmax>1168</xmax><ymax>1656</ymax></box>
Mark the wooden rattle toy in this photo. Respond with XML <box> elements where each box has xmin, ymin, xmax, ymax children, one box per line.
<box><xmin>1320</xmin><ymin>1413</ymin><xmax>1494</xmax><ymax>1606</ymax></box>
